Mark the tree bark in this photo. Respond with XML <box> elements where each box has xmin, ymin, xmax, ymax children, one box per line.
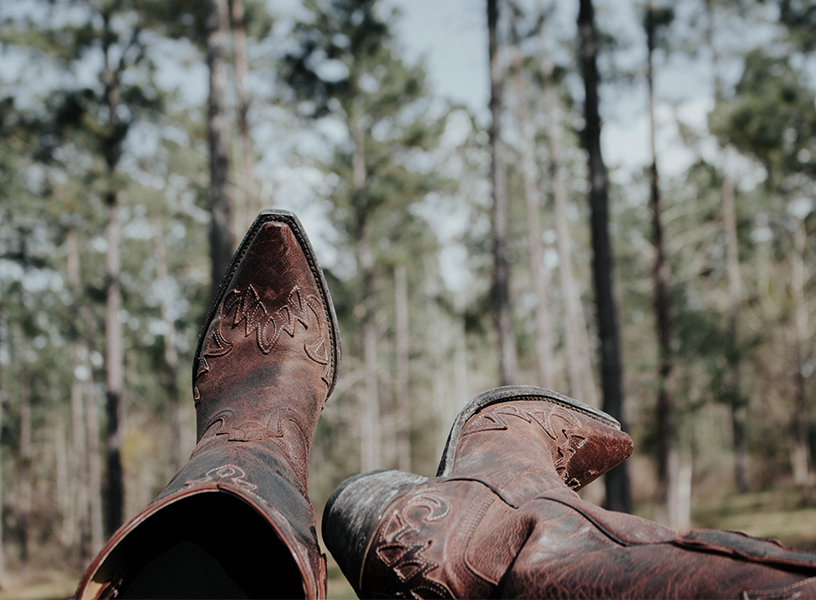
<box><xmin>67</xmin><ymin>227</ymin><xmax>90</xmax><ymax>561</ymax></box>
<box><xmin>18</xmin><ymin>348</ymin><xmax>32</xmax><ymax>564</ymax></box>
<box><xmin>102</xmin><ymin>30</ymin><xmax>125</xmax><ymax>536</ymax></box>
<box><xmin>0</xmin><ymin>348</ymin><xmax>5</xmax><ymax>586</ymax></box>
<box><xmin>706</xmin><ymin>0</ymin><xmax>750</xmax><ymax>493</ymax></box>
<box><xmin>153</xmin><ymin>215</ymin><xmax>184</xmax><ymax>470</ymax></box>
<box><xmin>791</xmin><ymin>221</ymin><xmax>812</xmax><ymax>486</ymax></box>
<box><xmin>646</xmin><ymin>0</ymin><xmax>682</xmax><ymax>526</ymax></box>
<box><xmin>511</xmin><ymin>54</ymin><xmax>554</xmax><ymax>390</ymax></box>
<box><xmin>231</xmin><ymin>0</ymin><xmax>259</xmax><ymax>232</ymax></box>
<box><xmin>578</xmin><ymin>0</ymin><xmax>631</xmax><ymax>513</ymax></box>
<box><xmin>539</xmin><ymin>29</ymin><xmax>598</xmax><ymax>406</ymax></box>
<box><xmin>56</xmin><ymin>421</ymin><xmax>73</xmax><ymax>546</ymax></box>
<box><xmin>103</xmin><ymin>194</ymin><xmax>124</xmax><ymax>537</ymax></box>
<box><xmin>488</xmin><ymin>0</ymin><xmax>517</xmax><ymax>386</ymax></box>
<box><xmin>394</xmin><ymin>265</ymin><xmax>411</xmax><ymax>472</ymax></box>
<box><xmin>725</xmin><ymin>165</ymin><xmax>750</xmax><ymax>492</ymax></box>
<box><xmin>352</xmin><ymin>106</ymin><xmax>380</xmax><ymax>472</ymax></box>
<box><xmin>0</xmin><ymin>333</ymin><xmax>5</xmax><ymax>586</ymax></box>
<box><xmin>84</xmin><ymin>342</ymin><xmax>105</xmax><ymax>553</ymax></box>
<box><xmin>206</xmin><ymin>0</ymin><xmax>235</xmax><ymax>302</ymax></box>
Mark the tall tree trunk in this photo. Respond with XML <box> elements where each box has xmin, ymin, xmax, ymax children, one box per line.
<box><xmin>353</xmin><ymin>108</ymin><xmax>380</xmax><ymax>472</ymax></box>
<box><xmin>0</xmin><ymin>330</ymin><xmax>5</xmax><ymax>587</ymax></box>
<box><xmin>231</xmin><ymin>0</ymin><xmax>259</xmax><ymax>232</ymax></box>
<box><xmin>511</xmin><ymin>54</ymin><xmax>554</xmax><ymax>389</ymax></box>
<box><xmin>539</xmin><ymin>27</ymin><xmax>598</xmax><ymax>406</ymax></box>
<box><xmin>725</xmin><ymin>164</ymin><xmax>749</xmax><ymax>492</ymax></box>
<box><xmin>706</xmin><ymin>0</ymin><xmax>750</xmax><ymax>493</ymax></box>
<box><xmin>488</xmin><ymin>0</ymin><xmax>517</xmax><ymax>386</ymax></box>
<box><xmin>67</xmin><ymin>227</ymin><xmax>91</xmax><ymax>561</ymax></box>
<box><xmin>103</xmin><ymin>194</ymin><xmax>124</xmax><ymax>536</ymax></box>
<box><xmin>578</xmin><ymin>0</ymin><xmax>631</xmax><ymax>513</ymax></box>
<box><xmin>206</xmin><ymin>0</ymin><xmax>235</xmax><ymax>302</ymax></box>
<box><xmin>18</xmin><ymin>347</ymin><xmax>32</xmax><ymax>565</ymax></box>
<box><xmin>0</xmin><ymin>346</ymin><xmax>5</xmax><ymax>586</ymax></box>
<box><xmin>84</xmin><ymin>341</ymin><xmax>104</xmax><ymax>553</ymax></box>
<box><xmin>153</xmin><ymin>216</ymin><xmax>183</xmax><ymax>470</ymax></box>
<box><xmin>56</xmin><ymin>421</ymin><xmax>73</xmax><ymax>546</ymax></box>
<box><xmin>646</xmin><ymin>0</ymin><xmax>681</xmax><ymax>526</ymax></box>
<box><xmin>791</xmin><ymin>221</ymin><xmax>812</xmax><ymax>486</ymax></box>
<box><xmin>102</xmin><ymin>33</ymin><xmax>125</xmax><ymax>536</ymax></box>
<box><xmin>394</xmin><ymin>265</ymin><xmax>411</xmax><ymax>472</ymax></box>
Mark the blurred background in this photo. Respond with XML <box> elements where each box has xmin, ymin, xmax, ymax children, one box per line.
<box><xmin>2</xmin><ymin>0</ymin><xmax>816</xmax><ymax>596</ymax></box>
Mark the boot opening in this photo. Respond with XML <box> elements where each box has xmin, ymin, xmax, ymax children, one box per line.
<box><xmin>106</xmin><ymin>492</ymin><xmax>305</xmax><ymax>599</ymax></box>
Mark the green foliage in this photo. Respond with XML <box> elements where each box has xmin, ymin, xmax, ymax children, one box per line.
<box><xmin>710</xmin><ymin>49</ymin><xmax>816</xmax><ymax>183</ymax></box>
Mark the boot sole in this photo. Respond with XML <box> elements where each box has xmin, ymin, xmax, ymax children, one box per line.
<box><xmin>193</xmin><ymin>209</ymin><xmax>341</xmax><ymax>398</ymax></box>
<box><xmin>436</xmin><ymin>385</ymin><xmax>621</xmax><ymax>477</ymax></box>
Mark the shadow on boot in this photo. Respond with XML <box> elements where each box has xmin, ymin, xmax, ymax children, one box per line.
<box><xmin>325</xmin><ymin>386</ymin><xmax>816</xmax><ymax>599</ymax></box>
<box><xmin>75</xmin><ymin>210</ymin><xmax>340</xmax><ymax>600</ymax></box>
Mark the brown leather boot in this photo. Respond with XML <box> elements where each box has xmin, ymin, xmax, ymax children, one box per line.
<box><xmin>75</xmin><ymin>210</ymin><xmax>340</xmax><ymax>600</ymax></box>
<box><xmin>324</xmin><ymin>386</ymin><xmax>816</xmax><ymax>599</ymax></box>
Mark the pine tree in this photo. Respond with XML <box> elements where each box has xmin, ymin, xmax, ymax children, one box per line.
<box><xmin>285</xmin><ymin>0</ymin><xmax>446</xmax><ymax>476</ymax></box>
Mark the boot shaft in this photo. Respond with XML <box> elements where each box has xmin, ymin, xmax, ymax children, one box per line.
<box><xmin>193</xmin><ymin>212</ymin><xmax>340</xmax><ymax>493</ymax></box>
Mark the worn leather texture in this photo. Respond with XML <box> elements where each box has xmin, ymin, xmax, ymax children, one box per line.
<box><xmin>74</xmin><ymin>211</ymin><xmax>339</xmax><ymax>600</ymax></box>
<box><xmin>351</xmin><ymin>388</ymin><xmax>816</xmax><ymax>599</ymax></box>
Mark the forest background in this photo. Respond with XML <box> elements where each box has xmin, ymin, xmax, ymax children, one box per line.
<box><xmin>2</xmin><ymin>0</ymin><xmax>816</xmax><ymax>594</ymax></box>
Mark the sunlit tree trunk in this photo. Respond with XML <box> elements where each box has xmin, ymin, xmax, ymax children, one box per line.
<box><xmin>206</xmin><ymin>0</ymin><xmax>234</xmax><ymax>301</ymax></box>
<box><xmin>706</xmin><ymin>0</ymin><xmax>749</xmax><ymax>493</ymax></box>
<box><xmin>511</xmin><ymin>53</ymin><xmax>554</xmax><ymax>390</ymax></box>
<box><xmin>232</xmin><ymin>0</ymin><xmax>259</xmax><ymax>232</ymax></box>
<box><xmin>353</xmin><ymin>106</ymin><xmax>381</xmax><ymax>472</ymax></box>
<box><xmin>102</xmin><ymin>28</ymin><xmax>125</xmax><ymax>536</ymax></box>
<box><xmin>84</xmin><ymin>342</ymin><xmax>104</xmax><ymax>553</ymax></box>
<box><xmin>394</xmin><ymin>265</ymin><xmax>411</xmax><ymax>472</ymax></box>
<box><xmin>153</xmin><ymin>215</ymin><xmax>183</xmax><ymax>470</ymax></box>
<box><xmin>724</xmin><ymin>169</ymin><xmax>750</xmax><ymax>492</ymax></box>
<box><xmin>0</xmin><ymin>350</ymin><xmax>5</xmax><ymax>586</ymax></box>
<box><xmin>56</xmin><ymin>421</ymin><xmax>73</xmax><ymax>546</ymax></box>
<box><xmin>539</xmin><ymin>28</ymin><xmax>597</xmax><ymax>406</ymax></box>
<box><xmin>646</xmin><ymin>0</ymin><xmax>682</xmax><ymax>527</ymax></box>
<box><xmin>67</xmin><ymin>227</ymin><xmax>91</xmax><ymax>561</ymax></box>
<box><xmin>488</xmin><ymin>0</ymin><xmax>517</xmax><ymax>386</ymax></box>
<box><xmin>18</xmin><ymin>344</ymin><xmax>32</xmax><ymax>565</ymax></box>
<box><xmin>791</xmin><ymin>221</ymin><xmax>812</xmax><ymax>486</ymax></box>
<box><xmin>578</xmin><ymin>0</ymin><xmax>631</xmax><ymax>513</ymax></box>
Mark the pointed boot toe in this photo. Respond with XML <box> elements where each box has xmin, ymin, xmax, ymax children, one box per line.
<box><xmin>75</xmin><ymin>210</ymin><xmax>340</xmax><ymax>600</ymax></box>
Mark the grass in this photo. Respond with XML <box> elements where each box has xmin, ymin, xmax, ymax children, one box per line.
<box><xmin>4</xmin><ymin>486</ymin><xmax>816</xmax><ymax>599</ymax></box>
<box><xmin>0</xmin><ymin>576</ymin><xmax>77</xmax><ymax>600</ymax></box>
<box><xmin>693</xmin><ymin>485</ymin><xmax>816</xmax><ymax>550</ymax></box>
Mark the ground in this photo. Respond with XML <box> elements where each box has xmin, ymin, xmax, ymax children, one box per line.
<box><xmin>3</xmin><ymin>485</ymin><xmax>815</xmax><ymax>600</ymax></box>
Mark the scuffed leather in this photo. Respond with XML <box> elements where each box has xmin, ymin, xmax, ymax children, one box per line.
<box><xmin>359</xmin><ymin>395</ymin><xmax>816</xmax><ymax>599</ymax></box>
<box><xmin>75</xmin><ymin>213</ymin><xmax>338</xmax><ymax>600</ymax></box>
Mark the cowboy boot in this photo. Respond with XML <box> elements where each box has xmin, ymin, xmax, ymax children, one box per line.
<box><xmin>75</xmin><ymin>210</ymin><xmax>340</xmax><ymax>600</ymax></box>
<box><xmin>324</xmin><ymin>386</ymin><xmax>816</xmax><ymax>599</ymax></box>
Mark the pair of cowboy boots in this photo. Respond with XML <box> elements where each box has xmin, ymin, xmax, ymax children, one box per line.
<box><xmin>76</xmin><ymin>210</ymin><xmax>816</xmax><ymax>599</ymax></box>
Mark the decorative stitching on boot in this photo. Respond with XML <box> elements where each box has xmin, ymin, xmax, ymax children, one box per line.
<box><xmin>183</xmin><ymin>464</ymin><xmax>259</xmax><ymax>495</ymax></box>
<box><xmin>201</xmin><ymin>406</ymin><xmax>309</xmax><ymax>443</ymax></box>
<box><xmin>198</xmin><ymin>285</ymin><xmax>331</xmax><ymax>386</ymax></box>
<box><xmin>372</xmin><ymin>493</ymin><xmax>454</xmax><ymax>598</ymax></box>
<box><xmin>462</xmin><ymin>404</ymin><xmax>587</xmax><ymax>487</ymax></box>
